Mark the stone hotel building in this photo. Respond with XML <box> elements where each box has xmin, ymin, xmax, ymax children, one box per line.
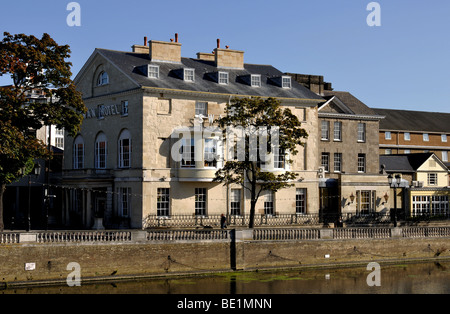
<box><xmin>63</xmin><ymin>35</ymin><xmax>324</xmax><ymax>229</ymax></box>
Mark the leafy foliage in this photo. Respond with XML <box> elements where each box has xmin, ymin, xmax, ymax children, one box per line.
<box><xmin>213</xmin><ymin>97</ymin><xmax>308</xmax><ymax>228</ymax></box>
<box><xmin>0</xmin><ymin>32</ymin><xmax>86</xmax><ymax>230</ymax></box>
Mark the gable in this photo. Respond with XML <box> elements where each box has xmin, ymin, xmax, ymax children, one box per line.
<box><xmin>319</xmin><ymin>96</ymin><xmax>354</xmax><ymax>115</ymax></box>
<box><xmin>74</xmin><ymin>49</ymin><xmax>140</xmax><ymax>99</ymax></box>
<box><xmin>416</xmin><ymin>154</ymin><xmax>448</xmax><ymax>173</ymax></box>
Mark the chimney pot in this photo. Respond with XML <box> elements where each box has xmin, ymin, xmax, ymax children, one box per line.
<box><xmin>175</xmin><ymin>33</ymin><xmax>179</xmax><ymax>43</ymax></box>
<box><xmin>226</xmin><ymin>45</ymin><xmax>229</xmax><ymax>49</ymax></box>
<box><xmin>217</xmin><ymin>38</ymin><xmax>220</xmax><ymax>49</ymax></box>
<box><xmin>144</xmin><ymin>36</ymin><xmax>148</xmax><ymax>46</ymax></box>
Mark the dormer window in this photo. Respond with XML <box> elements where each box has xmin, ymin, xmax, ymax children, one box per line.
<box><xmin>218</xmin><ymin>71</ymin><xmax>229</xmax><ymax>85</ymax></box>
<box><xmin>251</xmin><ymin>74</ymin><xmax>261</xmax><ymax>87</ymax></box>
<box><xmin>148</xmin><ymin>65</ymin><xmax>159</xmax><ymax>79</ymax></box>
<box><xmin>281</xmin><ymin>76</ymin><xmax>291</xmax><ymax>89</ymax></box>
<box><xmin>184</xmin><ymin>68</ymin><xmax>195</xmax><ymax>82</ymax></box>
<box><xmin>97</xmin><ymin>71</ymin><xmax>109</xmax><ymax>86</ymax></box>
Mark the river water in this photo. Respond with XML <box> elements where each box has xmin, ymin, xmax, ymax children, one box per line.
<box><xmin>2</xmin><ymin>261</ymin><xmax>450</xmax><ymax>294</ymax></box>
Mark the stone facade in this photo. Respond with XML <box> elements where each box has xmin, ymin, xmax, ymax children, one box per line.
<box><xmin>63</xmin><ymin>36</ymin><xmax>323</xmax><ymax>229</ymax></box>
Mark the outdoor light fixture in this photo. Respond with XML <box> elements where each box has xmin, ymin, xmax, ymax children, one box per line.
<box><xmin>349</xmin><ymin>193</ymin><xmax>355</xmax><ymax>203</ymax></box>
<box><xmin>388</xmin><ymin>174</ymin><xmax>402</xmax><ymax>228</ymax></box>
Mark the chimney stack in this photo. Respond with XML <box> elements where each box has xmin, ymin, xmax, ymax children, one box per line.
<box><xmin>132</xmin><ymin>36</ymin><xmax>150</xmax><ymax>53</ymax></box>
<box><xmin>149</xmin><ymin>34</ymin><xmax>182</xmax><ymax>63</ymax></box>
<box><xmin>214</xmin><ymin>39</ymin><xmax>244</xmax><ymax>69</ymax></box>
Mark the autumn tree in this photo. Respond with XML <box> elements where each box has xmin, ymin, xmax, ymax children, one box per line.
<box><xmin>0</xmin><ymin>32</ymin><xmax>86</xmax><ymax>231</ymax></box>
<box><xmin>213</xmin><ymin>97</ymin><xmax>308</xmax><ymax>228</ymax></box>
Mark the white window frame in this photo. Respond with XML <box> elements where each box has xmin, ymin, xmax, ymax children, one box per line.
<box><xmin>195</xmin><ymin>101</ymin><xmax>208</xmax><ymax>117</ymax></box>
<box><xmin>118</xmin><ymin>130</ymin><xmax>131</xmax><ymax>168</ymax></box>
<box><xmin>442</xmin><ymin>151</ymin><xmax>448</xmax><ymax>162</ymax></box>
<box><xmin>357</xmin><ymin>123</ymin><xmax>366</xmax><ymax>142</ymax></box>
<box><xmin>230</xmin><ymin>189</ymin><xmax>241</xmax><ymax>216</ymax></box>
<box><xmin>218</xmin><ymin>71</ymin><xmax>229</xmax><ymax>85</ymax></box>
<box><xmin>385</xmin><ymin>131</ymin><xmax>391</xmax><ymax>140</ymax></box>
<box><xmin>118</xmin><ymin>187</ymin><xmax>131</xmax><ymax>217</ymax></box>
<box><xmin>333</xmin><ymin>121</ymin><xmax>342</xmax><ymax>141</ymax></box>
<box><xmin>357</xmin><ymin>190</ymin><xmax>376</xmax><ymax>215</ymax></box>
<box><xmin>55</xmin><ymin>137</ymin><xmax>64</xmax><ymax>149</ymax></box>
<box><xmin>195</xmin><ymin>188</ymin><xmax>207</xmax><ymax>216</ymax></box>
<box><xmin>321</xmin><ymin>152</ymin><xmax>330</xmax><ymax>172</ymax></box>
<box><xmin>274</xmin><ymin>147</ymin><xmax>286</xmax><ymax>170</ymax></box>
<box><xmin>427</xmin><ymin>173</ymin><xmax>438</xmax><ymax>186</ymax></box>
<box><xmin>296</xmin><ymin>188</ymin><xmax>306</xmax><ymax>214</ymax></box>
<box><xmin>121</xmin><ymin>100</ymin><xmax>129</xmax><ymax>116</ymax></box>
<box><xmin>357</xmin><ymin>154</ymin><xmax>366</xmax><ymax>173</ymax></box>
<box><xmin>148</xmin><ymin>65</ymin><xmax>159</xmax><ymax>79</ymax></box>
<box><xmin>181</xmin><ymin>138</ymin><xmax>195</xmax><ymax>168</ymax></box>
<box><xmin>412</xmin><ymin>196</ymin><xmax>430</xmax><ymax>216</ymax></box>
<box><xmin>404</xmin><ymin>132</ymin><xmax>411</xmax><ymax>141</ymax></box>
<box><xmin>442</xmin><ymin>134</ymin><xmax>447</xmax><ymax>142</ymax></box>
<box><xmin>95</xmin><ymin>133</ymin><xmax>107</xmax><ymax>169</ymax></box>
<box><xmin>321</xmin><ymin>121</ymin><xmax>330</xmax><ymax>140</ymax></box>
<box><xmin>281</xmin><ymin>76</ymin><xmax>291</xmax><ymax>89</ymax></box>
<box><xmin>263</xmin><ymin>191</ymin><xmax>274</xmax><ymax>216</ymax></box>
<box><xmin>251</xmin><ymin>74</ymin><xmax>261</xmax><ymax>87</ymax></box>
<box><xmin>184</xmin><ymin>68</ymin><xmax>195</xmax><ymax>82</ymax></box>
<box><xmin>423</xmin><ymin>133</ymin><xmax>429</xmax><ymax>142</ymax></box>
<box><xmin>334</xmin><ymin>153</ymin><xmax>342</xmax><ymax>173</ymax></box>
<box><xmin>204</xmin><ymin>138</ymin><xmax>218</xmax><ymax>168</ymax></box>
<box><xmin>97</xmin><ymin>71</ymin><xmax>109</xmax><ymax>86</ymax></box>
<box><xmin>157</xmin><ymin>188</ymin><xmax>170</xmax><ymax>217</ymax></box>
<box><xmin>73</xmin><ymin>136</ymin><xmax>84</xmax><ymax>169</ymax></box>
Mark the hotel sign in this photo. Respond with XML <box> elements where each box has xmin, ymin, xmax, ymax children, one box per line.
<box><xmin>83</xmin><ymin>102</ymin><xmax>128</xmax><ymax>119</ymax></box>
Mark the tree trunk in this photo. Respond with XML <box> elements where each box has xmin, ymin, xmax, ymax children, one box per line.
<box><xmin>249</xmin><ymin>199</ymin><xmax>256</xmax><ymax>229</ymax></box>
<box><xmin>0</xmin><ymin>184</ymin><xmax>5</xmax><ymax>232</ymax></box>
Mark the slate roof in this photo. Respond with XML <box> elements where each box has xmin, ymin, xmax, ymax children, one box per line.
<box><xmin>380</xmin><ymin>153</ymin><xmax>435</xmax><ymax>173</ymax></box>
<box><xmin>93</xmin><ymin>48</ymin><xmax>323</xmax><ymax>101</ymax></box>
<box><xmin>373</xmin><ymin>108</ymin><xmax>450</xmax><ymax>133</ymax></box>
<box><xmin>323</xmin><ymin>91</ymin><xmax>379</xmax><ymax>116</ymax></box>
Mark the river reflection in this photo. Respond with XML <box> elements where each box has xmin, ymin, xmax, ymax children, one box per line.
<box><xmin>3</xmin><ymin>261</ymin><xmax>450</xmax><ymax>294</ymax></box>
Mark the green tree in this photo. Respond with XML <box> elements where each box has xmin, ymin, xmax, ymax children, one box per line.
<box><xmin>0</xmin><ymin>32</ymin><xmax>86</xmax><ymax>231</ymax></box>
<box><xmin>213</xmin><ymin>97</ymin><xmax>308</xmax><ymax>228</ymax></box>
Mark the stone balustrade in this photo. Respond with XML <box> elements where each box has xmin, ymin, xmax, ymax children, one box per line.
<box><xmin>1</xmin><ymin>226</ymin><xmax>450</xmax><ymax>244</ymax></box>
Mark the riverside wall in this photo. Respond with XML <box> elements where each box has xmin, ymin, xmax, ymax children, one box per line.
<box><xmin>0</xmin><ymin>227</ymin><xmax>449</xmax><ymax>287</ymax></box>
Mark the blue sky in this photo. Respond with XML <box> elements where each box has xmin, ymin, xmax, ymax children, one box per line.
<box><xmin>1</xmin><ymin>0</ymin><xmax>449</xmax><ymax>112</ymax></box>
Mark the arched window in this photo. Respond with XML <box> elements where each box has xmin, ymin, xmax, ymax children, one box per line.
<box><xmin>73</xmin><ymin>135</ymin><xmax>84</xmax><ymax>169</ymax></box>
<box><xmin>118</xmin><ymin>129</ymin><xmax>131</xmax><ymax>168</ymax></box>
<box><xmin>97</xmin><ymin>71</ymin><xmax>109</xmax><ymax>86</ymax></box>
<box><xmin>95</xmin><ymin>132</ymin><xmax>107</xmax><ymax>169</ymax></box>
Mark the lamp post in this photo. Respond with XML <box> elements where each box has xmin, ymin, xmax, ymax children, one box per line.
<box><xmin>24</xmin><ymin>162</ymin><xmax>41</xmax><ymax>232</ymax></box>
<box><xmin>388</xmin><ymin>174</ymin><xmax>401</xmax><ymax>228</ymax></box>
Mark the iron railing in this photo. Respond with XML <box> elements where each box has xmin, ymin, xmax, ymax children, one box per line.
<box><xmin>143</xmin><ymin>212</ymin><xmax>450</xmax><ymax>229</ymax></box>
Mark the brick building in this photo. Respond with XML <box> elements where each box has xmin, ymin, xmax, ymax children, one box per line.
<box><xmin>374</xmin><ymin>108</ymin><xmax>450</xmax><ymax>163</ymax></box>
